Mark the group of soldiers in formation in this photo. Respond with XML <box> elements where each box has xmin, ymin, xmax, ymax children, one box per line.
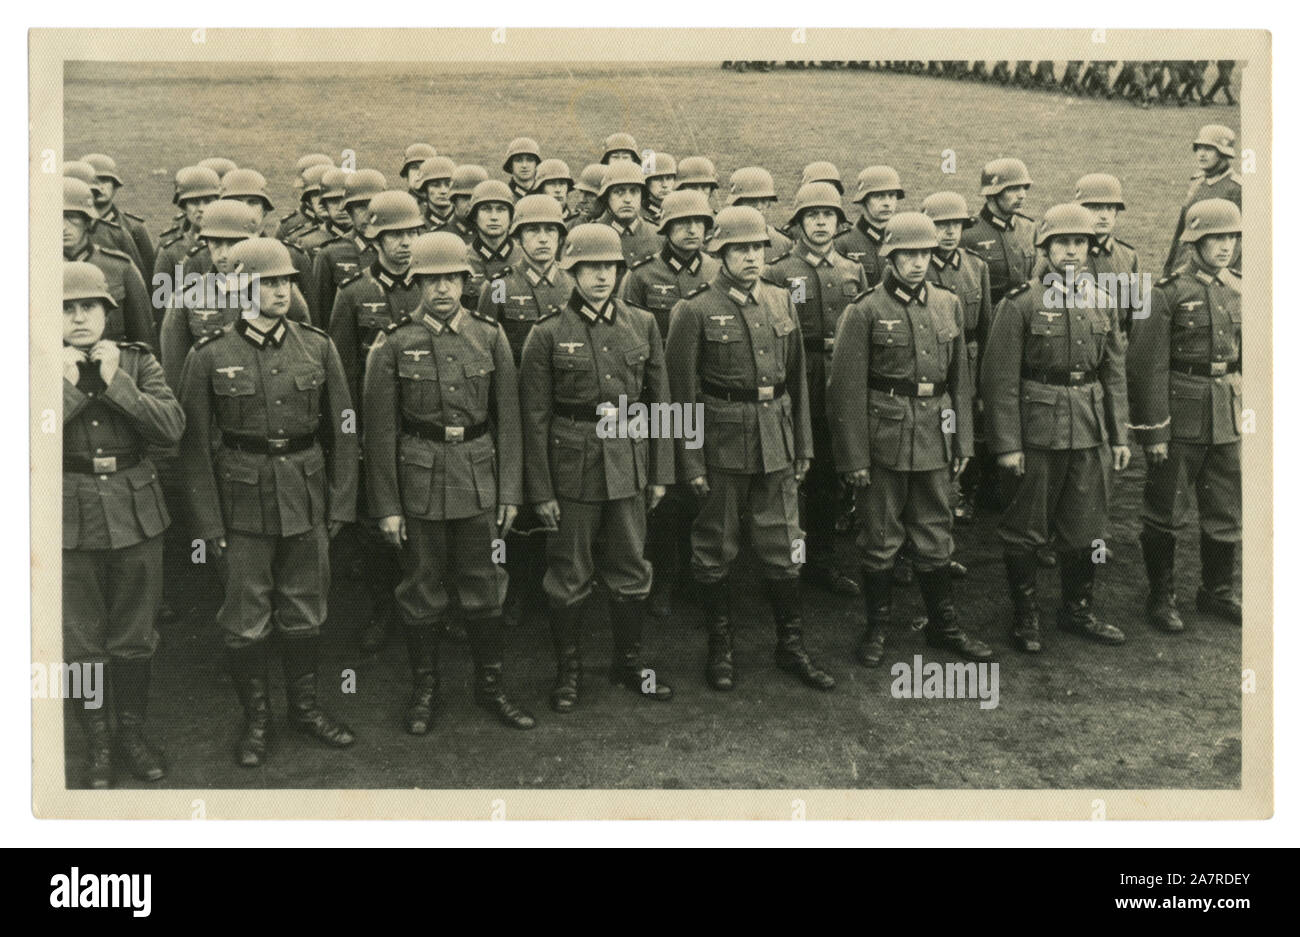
<box><xmin>722</xmin><ymin>60</ymin><xmax>1238</xmax><ymax>108</ymax></box>
<box><xmin>60</xmin><ymin>118</ymin><xmax>1243</xmax><ymax>788</ymax></box>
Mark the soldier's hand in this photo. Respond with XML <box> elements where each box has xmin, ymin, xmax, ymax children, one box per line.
<box><xmin>793</xmin><ymin>459</ymin><xmax>811</xmax><ymax>483</ymax></box>
<box><xmin>63</xmin><ymin>346</ymin><xmax>86</xmax><ymax>385</ymax></box>
<box><xmin>952</xmin><ymin>456</ymin><xmax>970</xmax><ymax>477</ymax></box>
<box><xmin>647</xmin><ymin>485</ymin><xmax>666</xmax><ymax>512</ymax></box>
<box><xmin>536</xmin><ymin>500</ymin><xmax>561</xmax><ymax>531</ymax></box>
<box><xmin>997</xmin><ymin>451</ymin><xmax>1025</xmax><ymax>476</ymax></box>
<box><xmin>378</xmin><ymin>515</ymin><xmax>406</xmax><ymax>547</ymax></box>
<box><xmin>327</xmin><ymin>520</ymin><xmax>344</xmax><ymax>539</ymax></box>
<box><xmin>1112</xmin><ymin>445</ymin><xmax>1132</xmax><ymax>471</ymax></box>
<box><xmin>845</xmin><ymin>468</ymin><xmax>870</xmax><ymax>488</ymax></box>
<box><xmin>208</xmin><ymin>537</ymin><xmax>226</xmax><ymax>559</ymax></box>
<box><xmin>1144</xmin><ymin>443</ymin><xmax>1169</xmax><ymax>466</ymax></box>
<box><xmin>497</xmin><ymin>503</ymin><xmax>518</xmax><ymax>536</ymax></box>
<box><xmin>90</xmin><ymin>340</ymin><xmax>120</xmax><ymax>384</ymax></box>
<box><xmin>688</xmin><ymin>475</ymin><xmax>710</xmax><ymax>498</ymax></box>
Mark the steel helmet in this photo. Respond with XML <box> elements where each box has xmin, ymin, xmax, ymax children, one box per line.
<box><xmin>199</xmin><ymin>199</ymin><xmax>262</xmax><ymax>240</ymax></box>
<box><xmin>410</xmin><ymin>231</ymin><xmax>473</xmax><ymax>277</ymax></box>
<box><xmin>230</xmin><ymin>237</ymin><xmax>299</xmax><ymax>278</ymax></box>
<box><xmin>656</xmin><ymin>189</ymin><xmax>715</xmax><ymax>235</ymax></box>
<box><xmin>800</xmin><ymin>161</ymin><xmax>843</xmax><ymax>193</ymax></box>
<box><xmin>296</xmin><ymin>153</ymin><xmax>334</xmax><ymax>174</ymax></box>
<box><xmin>220</xmin><ymin>168</ymin><xmax>275</xmax><ymax>211</ymax></box>
<box><xmin>787</xmin><ymin>182</ymin><xmax>846</xmax><ymax>227</ymax></box>
<box><xmin>415</xmin><ymin>156</ymin><xmax>456</xmax><ymax>189</ymax></box>
<box><xmin>63</xmin><ymin>161</ymin><xmax>100</xmax><ymax>190</ymax></box>
<box><xmin>64</xmin><ymin>261</ymin><xmax>117</xmax><ymax>308</ymax></box>
<box><xmin>502</xmin><ymin>137</ymin><xmax>542</xmax><ymax>173</ymax></box>
<box><xmin>676</xmin><ymin>156</ymin><xmax>718</xmax><ymax>188</ymax></box>
<box><xmin>342</xmin><ymin>169</ymin><xmax>387</xmax><ymax>208</ymax></box>
<box><xmin>173</xmin><ymin>166</ymin><xmax>223</xmax><ymax>205</ymax></box>
<box><xmin>979</xmin><ymin>157</ymin><xmax>1033</xmax><ymax>196</ymax></box>
<box><xmin>1179</xmin><ymin>198</ymin><xmax>1242</xmax><ymax>242</ymax></box>
<box><xmin>534</xmin><ymin>158</ymin><xmax>574</xmax><ymax>188</ymax></box>
<box><xmin>62</xmin><ymin>177</ymin><xmax>98</xmax><ymax>220</ymax></box>
<box><xmin>299</xmin><ymin>163</ymin><xmax>331</xmax><ymax>198</ymax></box>
<box><xmin>598</xmin><ymin>161</ymin><xmax>648</xmax><ymax>200</ymax></box>
<box><xmin>401</xmin><ymin>143</ymin><xmax>438</xmax><ymax>178</ymax></box>
<box><xmin>708</xmin><ymin>205</ymin><xmax>771</xmax><ymax>251</ymax></box>
<box><xmin>319</xmin><ymin>168</ymin><xmax>349</xmax><ymax>201</ymax></box>
<box><xmin>198</xmin><ymin>157</ymin><xmax>238</xmax><ymax>177</ymax></box>
<box><xmin>450</xmin><ymin>164</ymin><xmax>489</xmax><ymax>199</ymax></box>
<box><xmin>1035</xmin><ymin>203</ymin><xmax>1097</xmax><ymax>247</ymax></box>
<box><xmin>601</xmin><ymin>132</ymin><xmax>639</xmax><ymax>164</ymax></box>
<box><xmin>559</xmin><ymin>223</ymin><xmax>626</xmax><ymax>269</ymax></box>
<box><xmin>852</xmin><ymin>165</ymin><xmax>905</xmax><ymax>203</ymax></box>
<box><xmin>575</xmin><ymin>164</ymin><xmax>606</xmax><ymax>196</ymax></box>
<box><xmin>1073</xmin><ymin>173</ymin><xmax>1126</xmax><ymax>209</ymax></box>
<box><xmin>643</xmin><ymin>152</ymin><xmax>677</xmax><ymax>180</ymax></box>
<box><xmin>363</xmin><ymin>190</ymin><xmax>427</xmax><ymax>238</ymax></box>
<box><xmin>80</xmin><ymin>153</ymin><xmax>124</xmax><ymax>187</ymax></box>
<box><xmin>510</xmin><ymin>194</ymin><xmax>567</xmax><ymax>236</ymax></box>
<box><xmin>1193</xmin><ymin>124</ymin><xmax>1236</xmax><ymax>158</ymax></box>
<box><xmin>879</xmin><ymin>212</ymin><xmax>939</xmax><ymax>256</ymax></box>
<box><xmin>468</xmin><ymin>180</ymin><xmax>516</xmax><ymax>218</ymax></box>
<box><xmin>920</xmin><ymin>191</ymin><xmax>975</xmax><ymax>227</ymax></box>
<box><xmin>727</xmin><ymin>167</ymin><xmax>777</xmax><ymax>204</ymax></box>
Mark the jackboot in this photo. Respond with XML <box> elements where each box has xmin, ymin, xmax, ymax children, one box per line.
<box><xmin>358</xmin><ymin>593</ymin><xmax>393</xmax><ymax>655</ymax></box>
<box><xmin>467</xmin><ymin>616</ymin><xmax>536</xmax><ymax>729</ymax></box>
<box><xmin>75</xmin><ymin>698</ymin><xmax>114</xmax><ymax>789</ymax></box>
<box><xmin>766</xmin><ymin>578</ymin><xmax>835</xmax><ymax>690</ymax></box>
<box><xmin>918</xmin><ymin>566</ymin><xmax>993</xmax><ymax>660</ymax></box>
<box><xmin>1005</xmin><ymin>551</ymin><xmax>1043</xmax><ymax>652</ymax></box>
<box><xmin>402</xmin><ymin>621</ymin><xmax>439</xmax><ymax>735</ymax></box>
<box><xmin>1196</xmin><ymin>533</ymin><xmax>1242</xmax><ymax>624</ymax></box>
<box><xmin>699</xmin><ymin>579</ymin><xmax>735</xmax><ymax>690</ymax></box>
<box><xmin>226</xmin><ymin>642</ymin><xmax>273</xmax><ymax>768</ymax></box>
<box><xmin>804</xmin><ymin>564</ymin><xmax>862</xmax><ymax>597</ymax></box>
<box><xmin>109</xmin><ymin>657</ymin><xmax>166</xmax><ymax>782</ymax></box>
<box><xmin>280</xmin><ymin>634</ymin><xmax>356</xmax><ymax>747</ymax></box>
<box><xmin>1057</xmin><ymin>549</ymin><xmax>1126</xmax><ymax>644</ymax></box>
<box><xmin>548</xmin><ymin>604</ymin><xmax>583</xmax><ymax>713</ymax></box>
<box><xmin>608</xmin><ymin>597</ymin><xmax>673</xmax><ymax>701</ymax></box>
<box><xmin>856</xmin><ymin>569</ymin><xmax>893</xmax><ymax>667</ymax></box>
<box><xmin>1141</xmin><ymin>528</ymin><xmax>1185</xmax><ymax>632</ymax></box>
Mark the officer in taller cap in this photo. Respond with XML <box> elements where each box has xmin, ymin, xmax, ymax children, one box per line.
<box><xmin>503</xmin><ymin>137</ymin><xmax>542</xmax><ymax>200</ymax></box>
<box><xmin>311</xmin><ymin>168</ymin><xmax>386</xmax><ymax>323</ymax></box>
<box><xmin>1164</xmin><ymin>125</ymin><xmax>1241</xmax><ymax>276</ymax></box>
<box><xmin>724</xmin><ymin>167</ymin><xmax>794</xmax><ymax>265</ymax></box>
<box><xmin>834</xmin><ymin>165</ymin><xmax>906</xmax><ymax>288</ymax></box>
<box><xmin>81</xmin><ymin>153</ymin><xmax>156</xmax><ymax>276</ymax></box>
<box><xmin>960</xmin><ymin>157</ymin><xmax>1036</xmax><ymax>306</ymax></box>
<box><xmin>594</xmin><ymin>161</ymin><xmax>664</xmax><ymax>268</ymax></box>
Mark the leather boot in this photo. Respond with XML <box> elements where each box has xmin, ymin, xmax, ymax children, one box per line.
<box><xmin>1005</xmin><ymin>552</ymin><xmax>1043</xmax><ymax>653</ymax></box>
<box><xmin>856</xmin><ymin>569</ymin><xmax>893</xmax><ymax>667</ymax></box>
<box><xmin>1057</xmin><ymin>549</ymin><xmax>1125</xmax><ymax>644</ymax></box>
<box><xmin>109</xmin><ymin>658</ymin><xmax>166</xmax><ymax>782</ymax></box>
<box><xmin>699</xmin><ymin>579</ymin><xmax>735</xmax><ymax>690</ymax></box>
<box><xmin>918</xmin><ymin>565</ymin><xmax>993</xmax><ymax>660</ymax></box>
<box><xmin>226</xmin><ymin>642</ymin><xmax>272</xmax><ymax>767</ymax></box>
<box><xmin>1141</xmin><ymin>528</ymin><xmax>1186</xmax><ymax>632</ymax></box>
<box><xmin>280</xmin><ymin>634</ymin><xmax>356</xmax><ymax>747</ymax></box>
<box><xmin>548</xmin><ymin>604</ymin><xmax>583</xmax><ymax>713</ymax></box>
<box><xmin>358</xmin><ymin>594</ymin><xmax>393</xmax><ymax>655</ymax></box>
<box><xmin>608</xmin><ymin>597</ymin><xmax>674</xmax><ymax>701</ymax></box>
<box><xmin>468</xmin><ymin>616</ymin><xmax>536</xmax><ymax>730</ymax></box>
<box><xmin>76</xmin><ymin>698</ymin><xmax>114</xmax><ymax>789</ymax></box>
<box><xmin>766</xmin><ymin>578</ymin><xmax>835</xmax><ymax>690</ymax></box>
<box><xmin>892</xmin><ymin>554</ymin><xmax>915</xmax><ymax>585</ymax></box>
<box><xmin>402</xmin><ymin>621</ymin><xmax>439</xmax><ymax>735</ymax></box>
<box><xmin>804</xmin><ymin>564</ymin><xmax>862</xmax><ymax>597</ymax></box>
<box><xmin>1196</xmin><ymin>533</ymin><xmax>1241</xmax><ymax>624</ymax></box>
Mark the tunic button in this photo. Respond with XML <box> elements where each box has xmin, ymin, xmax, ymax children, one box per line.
<box><xmin>447</xmin><ymin>356</ymin><xmax>454</xmax><ymax>361</ymax></box>
<box><xmin>605</xmin><ymin>375</ymin><xmax>612</xmax><ymax>380</ymax></box>
<box><xmin>96</xmin><ymin>447</ymin><xmax>103</xmax><ymax>454</ymax></box>
<box><xmin>271</xmin><ymin>368</ymin><xmax>279</xmax><ymax>374</ymax></box>
<box><xmin>449</xmin><ymin>385</ymin><xmax>456</xmax><ymax>391</ymax></box>
<box><xmin>1076</xmin><ymin>340</ymin><xmax>1083</xmax><ymax>345</ymax></box>
<box><xmin>91</xmin><ymin>420</ymin><xmax>98</xmax><ymax>427</ymax></box>
<box><xmin>603</xmin><ymin>347</ymin><xmax>609</xmax><ymax>352</ymax></box>
<box><xmin>280</xmin><ymin>457</ymin><xmax>287</xmax><ymax>462</ymax></box>
<box><xmin>99</xmin><ymin>476</ymin><xmax>108</xmax><ymax>481</ymax></box>
<box><xmin>276</xmin><ymin>400</ymin><xmax>283</xmax><ymax>405</ymax></box>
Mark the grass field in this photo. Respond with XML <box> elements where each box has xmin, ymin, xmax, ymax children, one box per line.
<box><xmin>62</xmin><ymin>61</ymin><xmax>1243</xmax><ymax>792</ymax></box>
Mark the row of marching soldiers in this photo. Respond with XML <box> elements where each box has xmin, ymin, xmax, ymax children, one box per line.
<box><xmin>60</xmin><ymin>125</ymin><xmax>1242</xmax><ymax>787</ymax></box>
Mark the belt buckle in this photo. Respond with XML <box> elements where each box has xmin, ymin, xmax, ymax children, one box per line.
<box><xmin>444</xmin><ymin>425</ymin><xmax>465</xmax><ymax>442</ymax></box>
<box><xmin>757</xmin><ymin>385</ymin><xmax>774</xmax><ymax>401</ymax></box>
<box><xmin>916</xmin><ymin>381</ymin><xmax>934</xmax><ymax>397</ymax></box>
<box><xmin>267</xmin><ymin>437</ymin><xmax>289</xmax><ymax>452</ymax></box>
<box><xmin>597</xmin><ymin>403</ymin><xmax>618</xmax><ymax>419</ymax></box>
<box><xmin>1069</xmin><ymin>370</ymin><xmax>1084</xmax><ymax>384</ymax></box>
<box><xmin>1210</xmin><ymin>361</ymin><xmax>1227</xmax><ymax>376</ymax></box>
<box><xmin>92</xmin><ymin>456</ymin><xmax>117</xmax><ymax>473</ymax></box>
<box><xmin>823</xmin><ymin>337</ymin><xmax>835</xmax><ymax>352</ymax></box>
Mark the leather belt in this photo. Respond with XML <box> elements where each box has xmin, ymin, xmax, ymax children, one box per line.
<box><xmin>554</xmin><ymin>401</ymin><xmax>617</xmax><ymax>423</ymax></box>
<box><xmin>701</xmin><ymin>380</ymin><xmax>787</xmax><ymax>403</ymax></box>
<box><xmin>868</xmin><ymin>376</ymin><xmax>948</xmax><ymax>398</ymax></box>
<box><xmin>221</xmin><ymin>432</ymin><xmax>316</xmax><ymax>455</ymax></box>
<box><xmin>63</xmin><ymin>452</ymin><xmax>141</xmax><ymax>474</ymax></box>
<box><xmin>1172</xmin><ymin>360</ymin><xmax>1240</xmax><ymax>377</ymax></box>
<box><xmin>403</xmin><ymin>418</ymin><xmax>489</xmax><ymax>442</ymax></box>
<box><xmin>803</xmin><ymin>336</ymin><xmax>836</xmax><ymax>353</ymax></box>
<box><xmin>1020</xmin><ymin>366</ymin><xmax>1098</xmax><ymax>386</ymax></box>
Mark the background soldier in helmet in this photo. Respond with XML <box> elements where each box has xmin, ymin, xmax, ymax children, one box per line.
<box><xmin>400</xmin><ymin>143</ymin><xmax>437</xmax><ymax>191</ymax></box>
<box><xmin>961</xmin><ymin>157</ymin><xmax>1036</xmax><ymax>307</ymax></box>
<box><xmin>533</xmin><ymin>159</ymin><xmax>579</xmax><ymax>226</ymax></box>
<box><xmin>311</xmin><ymin>168</ymin><xmax>386</xmax><ymax>323</ymax></box>
<box><xmin>214</xmin><ymin>168</ymin><xmax>315</xmax><ymax>318</ymax></box>
<box><xmin>64</xmin><ymin>164</ymin><xmax>146</xmax><ymax>273</ymax></box>
<box><xmin>674</xmin><ymin>156</ymin><xmax>721</xmax><ymax>210</ymax></box>
<box><xmin>642</xmin><ymin>152</ymin><xmax>676</xmax><ymax>225</ymax></box>
<box><xmin>153</xmin><ymin>167</ymin><xmax>221</xmax><ymax>324</ymax></box>
<box><xmin>981</xmin><ymin>204</ymin><xmax>1131</xmax><ymax>655</ymax></box>
<box><xmin>1072</xmin><ymin>174</ymin><xmax>1140</xmax><ymax>335</ymax></box>
<box><xmin>594</xmin><ymin>162</ymin><xmax>663</xmax><ymax>268</ymax></box>
<box><xmin>765</xmin><ymin>182</ymin><xmax>865</xmax><ymax>598</ymax></box>
<box><xmin>63</xmin><ymin>178</ymin><xmax>154</xmax><ymax>347</ymax></box>
<box><xmin>364</xmin><ymin>231</ymin><xmax>536</xmax><ymax>735</ymax></box>
<box><xmin>278</xmin><ymin>154</ymin><xmax>334</xmax><ymax>241</ymax></box>
<box><xmin>178</xmin><ymin>238</ymin><xmax>358</xmax><ymax>768</ymax></box>
<box><xmin>463</xmin><ymin>180</ymin><xmax>518</xmax><ymax>309</ymax></box>
<box><xmin>723</xmin><ymin>167</ymin><xmax>793</xmax><ymax>265</ymax></box>
<box><xmin>1128</xmin><ymin>198</ymin><xmax>1243</xmax><ymax>632</ymax></box>
<box><xmin>520</xmin><ymin>223</ymin><xmax>675</xmax><ymax>712</ymax></box>
<box><xmin>412</xmin><ymin>156</ymin><xmax>457</xmax><ymax>233</ymax></box>
<box><xmin>81</xmin><ymin>153</ymin><xmax>156</xmax><ymax>276</ymax></box>
<box><xmin>198</xmin><ymin>156</ymin><xmax>237</xmax><ymax>178</ymax></box>
<box><xmin>600</xmin><ymin>132</ymin><xmax>639</xmax><ymax>166</ymax></box>
<box><xmin>448</xmin><ymin>164</ymin><xmax>490</xmax><ymax>242</ymax></box>
<box><xmin>666</xmin><ymin>205</ymin><xmax>834</xmax><ymax>695</ymax></box>
<box><xmin>62</xmin><ymin>262</ymin><xmax>186</xmax><ymax>788</ymax></box>
<box><xmin>503</xmin><ymin>137</ymin><xmax>542</xmax><ymax>200</ymax></box>
<box><xmin>783</xmin><ymin>162</ymin><xmax>849</xmax><ymax>237</ymax></box>
<box><xmin>570</xmin><ymin>164</ymin><xmax>606</xmax><ymax>229</ymax></box>
<box><xmin>293</xmin><ymin>167</ymin><xmax>352</xmax><ymax>257</ymax></box>
<box><xmin>1164</xmin><ymin>125</ymin><xmax>1242</xmax><ymax>276</ymax></box>
<box><xmin>834</xmin><ymin>165</ymin><xmax>906</xmax><ymax>288</ymax></box>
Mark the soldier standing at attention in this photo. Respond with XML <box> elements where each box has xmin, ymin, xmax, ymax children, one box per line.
<box><xmin>834</xmin><ymin>166</ymin><xmax>905</xmax><ymax>288</ymax></box>
<box><xmin>642</xmin><ymin>153</ymin><xmax>677</xmax><ymax>226</ymax></box>
<box><xmin>277</xmin><ymin>154</ymin><xmax>333</xmax><ymax>241</ymax></box>
<box><xmin>1164</xmin><ymin>125</ymin><xmax>1241</xmax><ymax>276</ymax></box>
<box><xmin>724</xmin><ymin>167</ymin><xmax>793</xmax><ymax>264</ymax></box>
<box><xmin>764</xmin><ymin>182</ymin><xmax>865</xmax><ymax>597</ymax></box>
<box><xmin>519</xmin><ymin>224</ymin><xmax>675</xmax><ymax>712</ymax></box>
<box><xmin>674</xmin><ymin>156</ymin><xmax>721</xmax><ymax>210</ymax></box>
<box><xmin>448</xmin><ymin>165</ymin><xmax>490</xmax><ymax>243</ymax></box>
<box><xmin>594</xmin><ymin>162</ymin><xmax>664</xmax><ymax>269</ymax></box>
<box><xmin>981</xmin><ymin>205</ymin><xmax>1131</xmax><ymax>653</ymax></box>
<box><xmin>570</xmin><ymin>164</ymin><xmax>606</xmax><ymax>229</ymax></box>
<box><xmin>666</xmin><ymin>206</ymin><xmax>834</xmax><ymax>694</ymax></box>
<box><xmin>364</xmin><ymin>232</ymin><xmax>535</xmax><ymax>733</ymax></box>
<box><xmin>152</xmin><ymin>167</ymin><xmax>222</xmax><ymax>325</ymax></box>
<box><xmin>215</xmin><ymin>169</ymin><xmax>315</xmax><ymax>317</ymax></box>
<box><xmin>960</xmin><ymin>157</ymin><xmax>1036</xmax><ymax>307</ymax></box>
<box><xmin>82</xmin><ymin>153</ymin><xmax>156</xmax><ymax>277</ymax></box>
<box><xmin>412</xmin><ymin>156</ymin><xmax>458</xmax><ymax>233</ymax></box>
<box><xmin>63</xmin><ymin>162</ymin><xmax>146</xmax><ymax>272</ymax></box>
<box><xmin>503</xmin><ymin>137</ymin><xmax>542</xmax><ymax>201</ymax></box>
<box><xmin>600</xmin><ymin>133</ymin><xmax>639</xmax><ymax>166</ymax></box>
<box><xmin>1073</xmin><ymin>174</ymin><xmax>1140</xmax><ymax>335</ymax></box>
<box><xmin>534</xmin><ymin>159</ymin><xmax>579</xmax><ymax>226</ymax></box>
<box><xmin>828</xmin><ymin>213</ymin><xmax>989</xmax><ymax>667</ymax></box>
<box><xmin>62</xmin><ymin>262</ymin><xmax>185</xmax><ymax>788</ymax></box>
<box><xmin>463</xmin><ymin>180</ymin><xmax>518</xmax><ymax>309</ymax></box>
<box><xmin>1128</xmin><ymin>199</ymin><xmax>1243</xmax><ymax>630</ymax></box>
<box><xmin>63</xmin><ymin>178</ymin><xmax>154</xmax><ymax>347</ymax></box>
<box><xmin>178</xmin><ymin>238</ymin><xmax>358</xmax><ymax>767</ymax></box>
<box><xmin>400</xmin><ymin>143</ymin><xmax>437</xmax><ymax>192</ymax></box>
<box><xmin>312</xmin><ymin>169</ymin><xmax>387</xmax><ymax>324</ymax></box>
<box><xmin>292</xmin><ymin>167</ymin><xmax>352</xmax><ymax>259</ymax></box>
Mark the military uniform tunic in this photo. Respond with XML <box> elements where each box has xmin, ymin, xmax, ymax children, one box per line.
<box><xmin>183</xmin><ymin>243</ymin><xmax>313</xmax><ymax>327</ymax></box>
<box><xmin>99</xmin><ymin>204</ymin><xmax>155</xmax><ymax>276</ymax></box>
<box><xmin>1163</xmin><ymin>168</ymin><xmax>1243</xmax><ymax>276</ymax></box>
<box><xmin>464</xmin><ymin>237</ymin><xmax>516</xmax><ymax>312</ymax></box>
<box><xmin>599</xmin><ymin>213</ymin><xmax>664</xmax><ymax>269</ymax></box>
<box><xmin>961</xmin><ymin>206</ymin><xmax>1037</xmax><ymax>305</ymax></box>
<box><xmin>312</xmin><ymin>233</ymin><xmax>375</xmax><ymax>327</ymax></box>
<box><xmin>833</xmin><ymin>216</ymin><xmax>888</xmax><ymax>288</ymax></box>
<box><xmin>477</xmin><ymin>261</ymin><xmax>575</xmax><ymax>365</ymax></box>
<box><xmin>88</xmin><ymin>216</ymin><xmax>146</xmax><ymax>274</ymax></box>
<box><xmin>329</xmin><ymin>262</ymin><xmax>424</xmax><ymax>415</ymax></box>
<box><xmin>620</xmin><ymin>243</ymin><xmax>720</xmax><ymax>339</ymax></box>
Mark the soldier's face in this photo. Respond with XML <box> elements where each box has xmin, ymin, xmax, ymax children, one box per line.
<box><xmin>475</xmin><ymin>203</ymin><xmax>511</xmax><ymax>239</ymax></box>
<box><xmin>607</xmin><ymin>185</ymin><xmax>643</xmax><ymax>221</ymax></box>
<box><xmin>799</xmin><ymin>208</ymin><xmax>839</xmax><ymax>247</ymax></box>
<box><xmin>451</xmin><ymin>194</ymin><xmax>472</xmax><ymax>221</ymax></box>
<box><xmin>890</xmin><ymin>249</ymin><xmax>930</xmax><ymax>286</ymax></box>
<box><xmin>63</xmin><ymin>212</ymin><xmax>90</xmax><ymax>251</ymax></box>
<box><xmin>93</xmin><ymin>179</ymin><xmax>117</xmax><ymax>206</ymax></box>
<box><xmin>994</xmin><ymin>186</ymin><xmax>1028</xmax><ymax>214</ymax></box>
<box><xmin>863</xmin><ymin>192</ymin><xmax>898</xmax><ymax>224</ymax></box>
<box><xmin>236</xmin><ymin>196</ymin><xmax>267</xmax><ymax>225</ymax></box>
<box><xmin>1196</xmin><ymin>233</ymin><xmax>1238</xmax><ymax>269</ymax></box>
<box><xmin>255</xmin><ymin>275</ymin><xmax>293</xmax><ymax>318</ymax></box>
<box><xmin>1047</xmin><ymin>235</ymin><xmax>1090</xmax><ymax>270</ymax></box>
<box><xmin>63</xmin><ymin>299</ymin><xmax>106</xmax><ymax>349</ymax></box>
<box><xmin>934</xmin><ymin>220</ymin><xmax>963</xmax><ymax>252</ymax></box>
<box><xmin>307</xmin><ymin>193</ymin><xmax>324</xmax><ymax>216</ymax></box>
<box><xmin>422</xmin><ymin>179</ymin><xmax>453</xmax><ymax>211</ymax></box>
<box><xmin>347</xmin><ymin>202</ymin><xmax>371</xmax><ymax>234</ymax></box>
<box><xmin>323</xmin><ymin>197</ymin><xmax>351</xmax><ymax>227</ymax></box>
<box><xmin>574</xmin><ymin>262</ymin><xmax>619</xmax><ymax>305</ymax></box>
<box><xmin>519</xmin><ymin>224</ymin><xmax>561</xmax><ymax>265</ymax></box>
<box><xmin>647</xmin><ymin>176</ymin><xmax>674</xmax><ymax>202</ymax></box>
<box><xmin>1194</xmin><ymin>145</ymin><xmax>1221</xmax><ymax>171</ymax></box>
<box><xmin>541</xmin><ymin>181</ymin><xmax>571</xmax><ymax>202</ymax></box>
<box><xmin>420</xmin><ymin>273</ymin><xmax>465</xmax><ymax>315</ymax></box>
<box><xmin>182</xmin><ymin>195</ymin><xmax>218</xmax><ymax>228</ymax></box>
<box><xmin>510</xmin><ymin>155</ymin><xmax>539</xmax><ymax>186</ymax></box>
<box><xmin>1084</xmin><ymin>203</ymin><xmax>1119</xmax><ymax>235</ymax></box>
<box><xmin>574</xmin><ymin>191</ymin><xmax>596</xmax><ymax>214</ymax></box>
<box><xmin>378</xmin><ymin>229</ymin><xmax>416</xmax><ymax>271</ymax></box>
<box><xmin>667</xmin><ymin>218</ymin><xmax>707</xmax><ymax>253</ymax></box>
<box><xmin>208</xmin><ymin>238</ymin><xmax>243</xmax><ymax>274</ymax></box>
<box><xmin>721</xmin><ymin>242</ymin><xmax>765</xmax><ymax>286</ymax></box>
<box><xmin>606</xmin><ymin>152</ymin><xmax>636</xmax><ymax>166</ymax></box>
